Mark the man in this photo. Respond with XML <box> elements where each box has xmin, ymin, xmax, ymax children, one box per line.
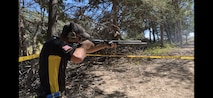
<box><xmin>37</xmin><ymin>22</ymin><xmax>117</xmax><ymax>98</ymax></box>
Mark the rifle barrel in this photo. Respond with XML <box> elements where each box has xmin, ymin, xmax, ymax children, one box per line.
<box><xmin>90</xmin><ymin>39</ymin><xmax>147</xmax><ymax>45</ymax></box>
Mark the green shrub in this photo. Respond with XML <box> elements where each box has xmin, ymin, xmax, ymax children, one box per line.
<box><xmin>142</xmin><ymin>42</ymin><xmax>176</xmax><ymax>55</ymax></box>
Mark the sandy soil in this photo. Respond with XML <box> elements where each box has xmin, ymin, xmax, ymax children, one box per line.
<box><xmin>19</xmin><ymin>46</ymin><xmax>194</xmax><ymax>98</ymax></box>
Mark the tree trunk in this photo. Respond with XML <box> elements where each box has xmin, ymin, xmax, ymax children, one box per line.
<box><xmin>160</xmin><ymin>24</ymin><xmax>164</xmax><ymax>47</ymax></box>
<box><xmin>178</xmin><ymin>20</ymin><xmax>182</xmax><ymax>47</ymax></box>
<box><xmin>32</xmin><ymin>21</ymin><xmax>40</xmax><ymax>54</ymax></box>
<box><xmin>164</xmin><ymin>22</ymin><xmax>171</xmax><ymax>44</ymax></box>
<box><xmin>148</xmin><ymin>28</ymin><xmax>151</xmax><ymax>42</ymax></box>
<box><xmin>112</xmin><ymin>0</ymin><xmax>118</xmax><ymax>26</ymax></box>
<box><xmin>47</xmin><ymin>0</ymin><xmax>58</xmax><ymax>41</ymax></box>
<box><xmin>19</xmin><ymin>14</ymin><xmax>28</xmax><ymax>56</ymax></box>
<box><xmin>152</xmin><ymin>27</ymin><xmax>156</xmax><ymax>42</ymax></box>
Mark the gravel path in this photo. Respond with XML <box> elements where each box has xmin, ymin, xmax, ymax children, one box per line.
<box><xmin>64</xmin><ymin>47</ymin><xmax>194</xmax><ymax>98</ymax></box>
<box><xmin>19</xmin><ymin>47</ymin><xmax>194</xmax><ymax>98</ymax></box>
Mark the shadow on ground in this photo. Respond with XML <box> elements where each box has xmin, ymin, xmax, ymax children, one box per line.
<box><xmin>143</xmin><ymin>59</ymin><xmax>194</xmax><ymax>89</ymax></box>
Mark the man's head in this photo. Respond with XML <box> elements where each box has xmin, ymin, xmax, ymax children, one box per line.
<box><xmin>61</xmin><ymin>22</ymin><xmax>90</xmax><ymax>43</ymax></box>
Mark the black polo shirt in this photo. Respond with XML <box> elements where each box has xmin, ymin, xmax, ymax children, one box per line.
<box><xmin>38</xmin><ymin>36</ymin><xmax>79</xmax><ymax>95</ymax></box>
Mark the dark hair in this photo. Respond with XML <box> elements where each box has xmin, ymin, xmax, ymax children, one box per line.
<box><xmin>61</xmin><ymin>22</ymin><xmax>88</xmax><ymax>39</ymax></box>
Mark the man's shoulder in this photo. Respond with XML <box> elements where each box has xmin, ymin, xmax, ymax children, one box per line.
<box><xmin>51</xmin><ymin>36</ymin><xmax>60</xmax><ymax>40</ymax></box>
<box><xmin>46</xmin><ymin>36</ymin><xmax>60</xmax><ymax>42</ymax></box>
<box><xmin>42</xmin><ymin>36</ymin><xmax>61</xmax><ymax>47</ymax></box>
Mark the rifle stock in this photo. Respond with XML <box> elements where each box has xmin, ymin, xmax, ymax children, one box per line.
<box><xmin>90</xmin><ymin>39</ymin><xmax>147</xmax><ymax>45</ymax></box>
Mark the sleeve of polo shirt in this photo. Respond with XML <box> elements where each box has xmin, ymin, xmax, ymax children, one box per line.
<box><xmin>60</xmin><ymin>43</ymin><xmax>81</xmax><ymax>60</ymax></box>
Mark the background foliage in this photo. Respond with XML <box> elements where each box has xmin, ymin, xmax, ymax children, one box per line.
<box><xmin>18</xmin><ymin>0</ymin><xmax>194</xmax><ymax>56</ymax></box>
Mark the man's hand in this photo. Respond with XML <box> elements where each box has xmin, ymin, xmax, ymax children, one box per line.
<box><xmin>105</xmin><ymin>43</ymin><xmax>117</xmax><ymax>48</ymax></box>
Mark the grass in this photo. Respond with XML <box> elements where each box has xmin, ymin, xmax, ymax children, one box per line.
<box><xmin>142</xmin><ymin>42</ymin><xmax>177</xmax><ymax>55</ymax></box>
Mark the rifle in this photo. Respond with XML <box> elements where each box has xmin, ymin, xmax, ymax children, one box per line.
<box><xmin>89</xmin><ymin>39</ymin><xmax>148</xmax><ymax>45</ymax></box>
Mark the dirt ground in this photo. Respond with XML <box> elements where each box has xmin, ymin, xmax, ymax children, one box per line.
<box><xmin>19</xmin><ymin>46</ymin><xmax>194</xmax><ymax>98</ymax></box>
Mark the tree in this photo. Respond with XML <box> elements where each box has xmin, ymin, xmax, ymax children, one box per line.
<box><xmin>47</xmin><ymin>0</ymin><xmax>58</xmax><ymax>40</ymax></box>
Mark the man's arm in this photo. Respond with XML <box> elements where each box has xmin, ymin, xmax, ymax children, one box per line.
<box><xmin>70</xmin><ymin>40</ymin><xmax>116</xmax><ymax>63</ymax></box>
<box><xmin>71</xmin><ymin>47</ymin><xmax>87</xmax><ymax>63</ymax></box>
<box><xmin>86</xmin><ymin>43</ymin><xmax>116</xmax><ymax>53</ymax></box>
<box><xmin>70</xmin><ymin>40</ymin><xmax>94</xmax><ymax>63</ymax></box>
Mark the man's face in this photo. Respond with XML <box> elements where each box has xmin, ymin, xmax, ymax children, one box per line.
<box><xmin>66</xmin><ymin>33</ymin><xmax>81</xmax><ymax>43</ymax></box>
<box><xmin>75</xmin><ymin>33</ymin><xmax>82</xmax><ymax>42</ymax></box>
